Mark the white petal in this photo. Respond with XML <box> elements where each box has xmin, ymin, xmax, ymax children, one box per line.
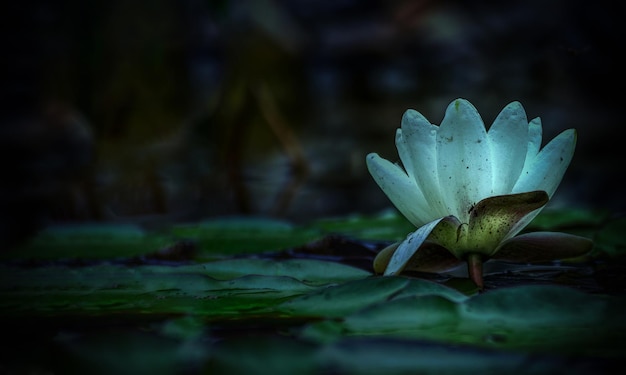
<box><xmin>395</xmin><ymin>129</ymin><xmax>414</xmax><ymax>179</ymax></box>
<box><xmin>437</xmin><ymin>99</ymin><xmax>492</xmax><ymax>219</ymax></box>
<box><xmin>509</xmin><ymin>118</ymin><xmax>541</xmax><ymax>226</ymax></box>
<box><xmin>400</xmin><ymin>109</ymin><xmax>448</xmax><ymax>217</ymax></box>
<box><xmin>510</xmin><ymin>129</ymin><xmax>576</xmax><ymax>231</ymax></box>
<box><xmin>384</xmin><ymin>217</ymin><xmax>445</xmax><ymax>275</ymax></box>
<box><xmin>524</xmin><ymin>117</ymin><xmax>543</xmax><ymax>165</ymax></box>
<box><xmin>512</xmin><ymin>129</ymin><xmax>576</xmax><ymax>198</ymax></box>
<box><xmin>366</xmin><ymin>153</ymin><xmax>432</xmax><ymax>226</ymax></box>
<box><xmin>487</xmin><ymin>101</ymin><xmax>528</xmax><ymax>195</ymax></box>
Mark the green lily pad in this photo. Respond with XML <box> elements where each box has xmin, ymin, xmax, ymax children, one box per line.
<box><xmin>57</xmin><ymin>329</ymin><xmax>196</xmax><ymax>375</ymax></box>
<box><xmin>278</xmin><ymin>277</ymin><xmax>409</xmax><ymax>317</ymax></box>
<box><xmin>316</xmin><ymin>337</ymin><xmax>608</xmax><ymax>375</ymax></box>
<box><xmin>302</xmin><ymin>284</ymin><xmax>626</xmax><ymax>357</ymax></box>
<box><xmin>1</xmin><ymin>223</ymin><xmax>174</xmax><ymax>261</ymax></box>
<box><xmin>199</xmin><ymin>258</ymin><xmax>371</xmax><ymax>284</ymax></box>
<box><xmin>525</xmin><ymin>207</ymin><xmax>608</xmax><ymax>233</ymax></box>
<box><xmin>279</xmin><ymin>276</ymin><xmax>468</xmax><ymax>318</ymax></box>
<box><xmin>592</xmin><ymin>216</ymin><xmax>626</xmax><ymax>257</ymax></box>
<box><xmin>207</xmin><ymin>336</ymin><xmax>319</xmax><ymax>375</ymax></box>
<box><xmin>0</xmin><ymin>263</ymin><xmax>322</xmax><ymax>317</ymax></box>
<box><xmin>312</xmin><ymin>211</ymin><xmax>414</xmax><ymax>241</ymax></box>
<box><xmin>0</xmin><ymin>256</ymin><xmax>373</xmax><ymax>318</ymax></box>
<box><xmin>170</xmin><ymin>217</ymin><xmax>322</xmax><ymax>257</ymax></box>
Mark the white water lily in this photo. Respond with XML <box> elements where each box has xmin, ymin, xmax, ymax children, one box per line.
<box><xmin>367</xmin><ymin>98</ymin><xmax>592</xmax><ymax>288</ymax></box>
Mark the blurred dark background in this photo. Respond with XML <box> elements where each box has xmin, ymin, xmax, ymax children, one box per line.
<box><xmin>1</xmin><ymin>0</ymin><xmax>625</xmax><ymax>249</ymax></box>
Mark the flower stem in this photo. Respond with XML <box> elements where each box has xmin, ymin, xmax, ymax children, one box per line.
<box><xmin>467</xmin><ymin>253</ymin><xmax>484</xmax><ymax>290</ymax></box>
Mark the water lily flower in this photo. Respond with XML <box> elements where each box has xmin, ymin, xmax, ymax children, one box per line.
<box><xmin>367</xmin><ymin>98</ymin><xmax>592</xmax><ymax>289</ymax></box>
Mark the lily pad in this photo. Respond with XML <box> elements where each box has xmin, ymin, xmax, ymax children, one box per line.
<box><xmin>199</xmin><ymin>258</ymin><xmax>371</xmax><ymax>284</ymax></box>
<box><xmin>170</xmin><ymin>217</ymin><xmax>322</xmax><ymax>258</ymax></box>
<box><xmin>317</xmin><ymin>337</ymin><xmax>610</xmax><ymax>375</ymax></box>
<box><xmin>279</xmin><ymin>276</ymin><xmax>468</xmax><ymax>319</ymax></box>
<box><xmin>302</xmin><ymin>284</ymin><xmax>626</xmax><ymax>357</ymax></box>
<box><xmin>592</xmin><ymin>216</ymin><xmax>626</xmax><ymax>257</ymax></box>
<box><xmin>312</xmin><ymin>211</ymin><xmax>414</xmax><ymax>241</ymax></box>
<box><xmin>526</xmin><ymin>207</ymin><xmax>608</xmax><ymax>231</ymax></box>
<box><xmin>1</xmin><ymin>223</ymin><xmax>174</xmax><ymax>261</ymax></box>
<box><xmin>0</xmin><ymin>263</ymin><xmax>322</xmax><ymax>317</ymax></box>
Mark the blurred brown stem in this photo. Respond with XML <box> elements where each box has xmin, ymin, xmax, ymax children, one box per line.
<box><xmin>255</xmin><ymin>83</ymin><xmax>309</xmax><ymax>216</ymax></box>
